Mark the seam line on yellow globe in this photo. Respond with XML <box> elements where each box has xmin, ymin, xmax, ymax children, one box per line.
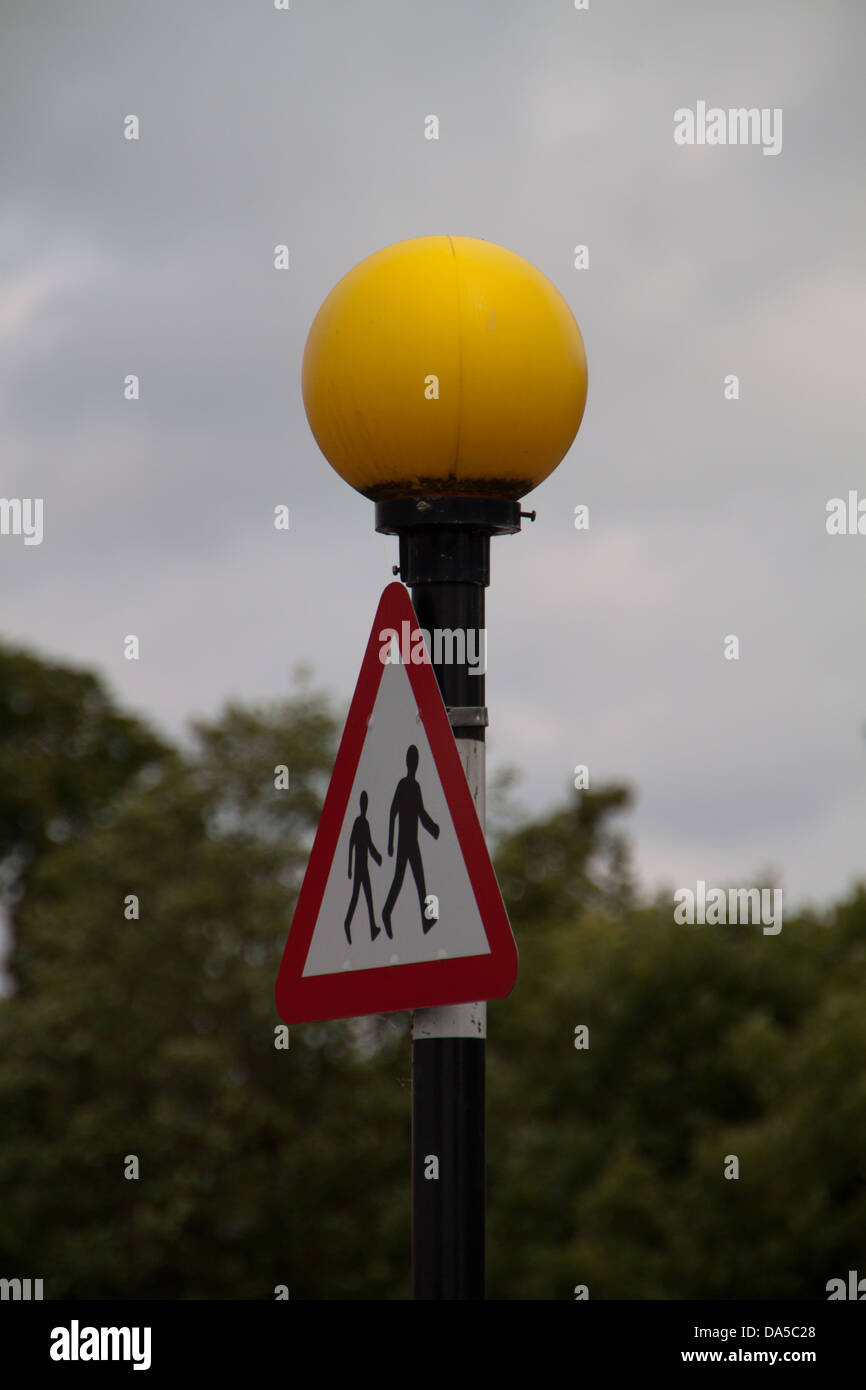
<box><xmin>447</xmin><ymin>235</ymin><xmax>464</xmax><ymax>480</ymax></box>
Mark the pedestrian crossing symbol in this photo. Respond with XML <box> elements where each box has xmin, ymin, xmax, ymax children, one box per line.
<box><xmin>275</xmin><ymin>582</ymin><xmax>518</xmax><ymax>1024</ymax></box>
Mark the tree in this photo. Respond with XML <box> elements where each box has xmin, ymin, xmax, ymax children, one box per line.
<box><xmin>487</xmin><ymin>889</ymin><xmax>866</xmax><ymax>1298</ymax></box>
<box><xmin>0</xmin><ymin>679</ymin><xmax>411</xmax><ymax>1298</ymax></box>
<box><xmin>0</xmin><ymin>645</ymin><xmax>169</xmax><ymax>923</ymax></box>
<box><xmin>2</xmin><ymin>640</ymin><xmax>865</xmax><ymax>1299</ymax></box>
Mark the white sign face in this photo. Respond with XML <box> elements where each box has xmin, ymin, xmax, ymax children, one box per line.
<box><xmin>276</xmin><ymin>582</ymin><xmax>518</xmax><ymax>1024</ymax></box>
<box><xmin>302</xmin><ymin>655</ymin><xmax>491</xmax><ymax>978</ymax></box>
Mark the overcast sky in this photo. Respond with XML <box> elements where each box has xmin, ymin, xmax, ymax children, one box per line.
<box><xmin>2</xmin><ymin>0</ymin><xmax>865</xmax><ymax>910</ymax></box>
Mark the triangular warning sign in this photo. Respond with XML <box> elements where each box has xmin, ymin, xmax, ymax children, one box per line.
<box><xmin>275</xmin><ymin>582</ymin><xmax>518</xmax><ymax>1024</ymax></box>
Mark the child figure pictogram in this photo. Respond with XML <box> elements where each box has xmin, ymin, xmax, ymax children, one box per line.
<box><xmin>344</xmin><ymin>790</ymin><xmax>383</xmax><ymax>944</ymax></box>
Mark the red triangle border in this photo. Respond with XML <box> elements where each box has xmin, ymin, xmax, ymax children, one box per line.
<box><xmin>275</xmin><ymin>582</ymin><xmax>518</xmax><ymax>1023</ymax></box>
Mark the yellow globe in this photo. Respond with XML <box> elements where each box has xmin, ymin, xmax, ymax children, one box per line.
<box><xmin>302</xmin><ymin>236</ymin><xmax>588</xmax><ymax>500</ymax></box>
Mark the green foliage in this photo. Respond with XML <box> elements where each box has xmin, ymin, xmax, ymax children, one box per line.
<box><xmin>0</xmin><ymin>676</ymin><xmax>410</xmax><ymax>1298</ymax></box>
<box><xmin>1</xmin><ymin>642</ymin><xmax>864</xmax><ymax>1299</ymax></box>
<box><xmin>0</xmin><ymin>646</ymin><xmax>168</xmax><ymax>901</ymax></box>
<box><xmin>488</xmin><ymin>894</ymin><xmax>866</xmax><ymax>1298</ymax></box>
<box><xmin>494</xmin><ymin>784</ymin><xmax>636</xmax><ymax>926</ymax></box>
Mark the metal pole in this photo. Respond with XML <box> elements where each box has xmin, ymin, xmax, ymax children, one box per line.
<box><xmin>375</xmin><ymin>497</ymin><xmax>522</xmax><ymax>1301</ymax></box>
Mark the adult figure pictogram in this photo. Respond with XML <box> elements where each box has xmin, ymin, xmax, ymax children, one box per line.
<box><xmin>344</xmin><ymin>790</ymin><xmax>382</xmax><ymax>944</ymax></box>
<box><xmin>382</xmin><ymin>744</ymin><xmax>439</xmax><ymax>937</ymax></box>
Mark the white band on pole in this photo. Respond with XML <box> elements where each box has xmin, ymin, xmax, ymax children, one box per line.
<box><xmin>412</xmin><ymin>736</ymin><xmax>488</xmax><ymax>1041</ymax></box>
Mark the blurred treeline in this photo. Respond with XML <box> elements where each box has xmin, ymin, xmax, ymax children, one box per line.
<box><xmin>1</xmin><ymin>642</ymin><xmax>864</xmax><ymax>1300</ymax></box>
